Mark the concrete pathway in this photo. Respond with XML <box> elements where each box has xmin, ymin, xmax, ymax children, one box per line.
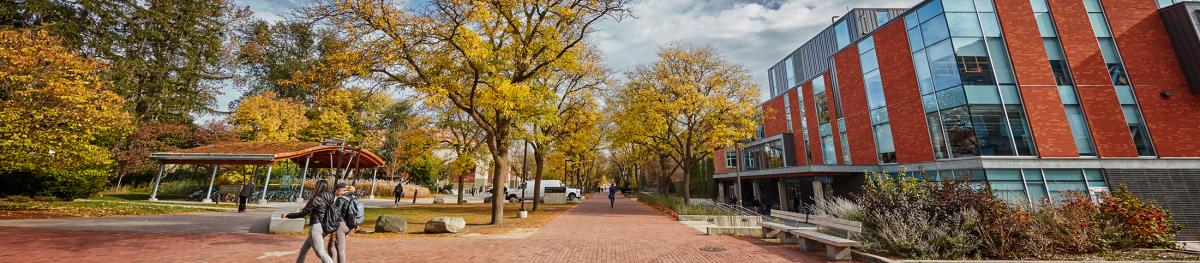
<box><xmin>0</xmin><ymin>196</ymin><xmax>843</xmax><ymax>262</ymax></box>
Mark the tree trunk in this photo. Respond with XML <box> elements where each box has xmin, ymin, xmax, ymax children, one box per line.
<box><xmin>657</xmin><ymin>155</ymin><xmax>669</xmax><ymax>194</ymax></box>
<box><xmin>487</xmin><ymin>133</ymin><xmax>510</xmax><ymax>225</ymax></box>
<box><xmin>532</xmin><ymin>149</ymin><xmax>545</xmax><ymax>212</ymax></box>
<box><xmin>457</xmin><ymin>173</ymin><xmax>465</xmax><ymax>204</ymax></box>
<box><xmin>682</xmin><ymin>158</ymin><xmax>692</xmax><ymax>204</ymax></box>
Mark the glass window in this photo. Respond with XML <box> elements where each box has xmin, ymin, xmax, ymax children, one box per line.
<box><xmin>975</xmin><ymin>0</ymin><xmax>996</xmax><ymax>12</ymax></box>
<box><xmin>1043</xmin><ymin>38</ymin><xmax>1065</xmax><ymax>60</ymax></box>
<box><xmin>815</xmin><ymin>92</ymin><xmax>830</xmax><ymax>125</ymax></box>
<box><xmin>979</xmin><ymin>13</ymin><xmax>1001</xmax><ymax>37</ymax></box>
<box><xmin>813</xmin><ymin>75</ymin><xmax>826</xmax><ymax>94</ymax></box>
<box><xmin>947</xmin><ymin>13</ymin><xmax>983</xmax><ymax>37</ymax></box>
<box><xmin>1031</xmin><ymin>0</ymin><xmax>1050</xmax><ymax>13</ymax></box>
<box><xmin>937</xmin><ymin>86</ymin><xmax>968</xmax><ymax>110</ymax></box>
<box><xmin>821</xmin><ymin>135</ymin><xmax>836</xmax><ymax>165</ymax></box>
<box><xmin>877</xmin><ymin>11</ymin><xmax>891</xmax><ymax>27</ymax></box>
<box><xmin>942</xmin><ymin>106</ymin><xmax>980</xmax><ymax>157</ymax></box>
<box><xmin>1084</xmin><ymin>0</ymin><xmax>1103</xmax><ymax>12</ymax></box>
<box><xmin>1035</xmin><ymin>13</ymin><xmax>1057</xmax><ymax>37</ymax></box>
<box><xmin>954</xmin><ymin>37</ymin><xmax>995</xmax><ymax>85</ymax></box>
<box><xmin>905</xmin><ymin>13</ymin><xmax>920</xmax><ymax>29</ymax></box>
<box><xmin>928</xmin><ymin>112</ymin><xmax>951</xmax><ymax>159</ymax></box>
<box><xmin>1121</xmin><ymin>105</ymin><xmax>1156</xmax><ymax>156</ymax></box>
<box><xmin>1115</xmin><ymin>85</ymin><xmax>1137</xmax><ymax>104</ymax></box>
<box><xmin>861</xmin><ymin>50</ymin><xmax>879</xmax><ymax>73</ymax></box>
<box><xmin>1064</xmin><ymin>104</ymin><xmax>1097</xmax><ymax>156</ymax></box>
<box><xmin>1084</xmin><ymin>169</ymin><xmax>1106</xmax><ymax>187</ymax></box>
<box><xmin>725</xmin><ymin>151</ymin><xmax>738</xmax><ymax>168</ymax></box>
<box><xmin>1006</xmin><ymin>105</ymin><xmax>1037</xmax><ymax>156</ymax></box>
<box><xmin>1045</xmin><ymin>169</ymin><xmax>1087</xmax><ymax>201</ymax></box>
<box><xmin>923</xmin><ymin>94</ymin><xmax>940</xmax><ymax>113</ymax></box>
<box><xmin>971</xmin><ymin>105</ymin><xmax>1017</xmax><ymax>155</ymax></box>
<box><xmin>864</xmin><ymin>70</ymin><xmax>886</xmax><ymax>109</ymax></box>
<box><xmin>987</xmin><ymin>37</ymin><xmax>1016</xmax><ymax>84</ymax></box>
<box><xmin>965</xmin><ymin>85</ymin><xmax>1001</xmax><ymax>104</ymax></box>
<box><xmin>836</xmin><ymin>20</ymin><xmax>851</xmax><ymax>49</ymax></box>
<box><xmin>859</xmin><ymin>36</ymin><xmax>876</xmax><ymax>54</ymax></box>
<box><xmin>999</xmin><ymin>85</ymin><xmax>1021</xmax><ymax>104</ymax></box>
<box><xmin>785</xmin><ymin>57</ymin><xmax>796</xmax><ymax>87</ymax></box>
<box><xmin>987</xmin><ymin>169</ymin><xmax>1026</xmax><ymax>204</ymax></box>
<box><xmin>927</xmin><ymin>40</ymin><xmax>962</xmax><ymax>90</ymax></box>
<box><xmin>914</xmin><ymin>50</ymin><xmax>935</xmax><ymax>94</ymax></box>
<box><xmin>921</xmin><ymin>15</ymin><xmax>951</xmax><ymax>44</ymax></box>
<box><xmin>1088</xmin><ymin>13</ymin><xmax>1112</xmax><ymax>37</ymax></box>
<box><xmin>943</xmin><ymin>0</ymin><xmax>975</xmax><ymax>12</ymax></box>
<box><xmin>874</xmin><ymin>123</ymin><xmax>896</xmax><ymax>163</ymax></box>
<box><xmin>871</xmin><ymin>108</ymin><xmax>890</xmax><ymax>125</ymax></box>
<box><xmin>918</xmin><ymin>0</ymin><xmax>945</xmax><ymax>23</ymax></box>
<box><xmin>908</xmin><ymin>28</ymin><xmax>926</xmax><ymax>51</ymax></box>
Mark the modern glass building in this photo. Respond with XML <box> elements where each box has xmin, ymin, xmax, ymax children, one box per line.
<box><xmin>713</xmin><ymin>0</ymin><xmax>1200</xmax><ymax>240</ymax></box>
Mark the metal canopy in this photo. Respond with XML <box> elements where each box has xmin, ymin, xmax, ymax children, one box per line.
<box><xmin>149</xmin><ymin>141</ymin><xmax>385</xmax><ymax>168</ymax></box>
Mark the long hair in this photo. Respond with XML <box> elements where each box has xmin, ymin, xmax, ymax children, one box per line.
<box><xmin>308</xmin><ymin>180</ymin><xmax>329</xmax><ymax>207</ymax></box>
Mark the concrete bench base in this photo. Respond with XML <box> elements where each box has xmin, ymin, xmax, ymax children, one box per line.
<box><xmin>269</xmin><ymin>216</ymin><xmax>305</xmax><ymax>234</ymax></box>
<box><xmin>790</xmin><ymin>229</ymin><xmax>861</xmax><ymax>261</ymax></box>
<box><xmin>706</xmin><ymin>226</ymin><xmax>759</xmax><ymax>236</ymax></box>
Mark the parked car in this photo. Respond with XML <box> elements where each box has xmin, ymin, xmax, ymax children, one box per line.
<box><xmin>505</xmin><ymin>180</ymin><xmax>581</xmax><ymax>202</ymax></box>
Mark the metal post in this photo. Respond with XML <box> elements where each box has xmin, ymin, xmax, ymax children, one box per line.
<box><xmin>149</xmin><ymin>163</ymin><xmax>165</xmax><ymax>201</ymax></box>
<box><xmin>520</xmin><ymin>140</ymin><xmax>528</xmax><ymax>210</ymax></box>
<box><xmin>259</xmin><ymin>163</ymin><xmax>273</xmax><ymax>204</ymax></box>
<box><xmin>202</xmin><ymin>164</ymin><xmax>219</xmax><ymax>203</ymax></box>
<box><xmin>734</xmin><ymin>142</ymin><xmax>743</xmax><ymax>207</ymax></box>
<box><xmin>369</xmin><ymin>168</ymin><xmax>378</xmax><ymax>199</ymax></box>
<box><xmin>296</xmin><ymin>156</ymin><xmax>310</xmax><ymax>202</ymax></box>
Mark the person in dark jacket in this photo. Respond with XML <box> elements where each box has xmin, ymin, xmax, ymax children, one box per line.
<box><xmin>326</xmin><ymin>184</ymin><xmax>360</xmax><ymax>263</ymax></box>
<box><xmin>608</xmin><ymin>185</ymin><xmax>618</xmax><ymax>208</ymax></box>
<box><xmin>392</xmin><ymin>182</ymin><xmax>404</xmax><ymax>205</ymax></box>
<box><xmin>238</xmin><ymin>182</ymin><xmax>255</xmax><ymax>213</ymax></box>
<box><xmin>283</xmin><ymin>180</ymin><xmax>334</xmax><ymax>263</ymax></box>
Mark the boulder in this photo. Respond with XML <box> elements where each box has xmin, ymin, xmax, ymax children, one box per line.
<box><xmin>433</xmin><ymin>196</ymin><xmax>446</xmax><ymax>204</ymax></box>
<box><xmin>423</xmin><ymin>216</ymin><xmax>466</xmax><ymax>233</ymax></box>
<box><xmin>375</xmin><ymin>215</ymin><xmax>407</xmax><ymax>233</ymax></box>
<box><xmin>483</xmin><ymin>196</ymin><xmax>495</xmax><ymax>203</ymax></box>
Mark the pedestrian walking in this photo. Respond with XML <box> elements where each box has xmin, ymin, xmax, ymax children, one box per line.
<box><xmin>238</xmin><ymin>181</ymin><xmax>255</xmax><ymax>213</ymax></box>
<box><xmin>392</xmin><ymin>182</ymin><xmax>404</xmax><ymax>205</ymax></box>
<box><xmin>326</xmin><ymin>184</ymin><xmax>361</xmax><ymax>263</ymax></box>
<box><xmin>283</xmin><ymin>180</ymin><xmax>335</xmax><ymax>263</ymax></box>
<box><xmin>608</xmin><ymin>185</ymin><xmax>618</xmax><ymax>208</ymax></box>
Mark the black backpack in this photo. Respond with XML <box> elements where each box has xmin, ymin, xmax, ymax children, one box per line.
<box><xmin>321</xmin><ymin>196</ymin><xmax>342</xmax><ymax>233</ymax></box>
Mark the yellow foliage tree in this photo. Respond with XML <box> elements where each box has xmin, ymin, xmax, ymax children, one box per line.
<box><xmin>314</xmin><ymin>0</ymin><xmax>630</xmax><ymax>224</ymax></box>
<box><xmin>0</xmin><ymin>29</ymin><xmax>132</xmax><ymax>172</ymax></box>
<box><xmin>610</xmin><ymin>45</ymin><xmax>759</xmax><ymax>203</ymax></box>
<box><xmin>230</xmin><ymin>92</ymin><xmax>309</xmax><ymax>142</ymax></box>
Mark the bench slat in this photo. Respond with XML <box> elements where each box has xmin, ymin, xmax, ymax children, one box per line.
<box><xmin>789</xmin><ymin>229</ymin><xmax>861</xmax><ymax>247</ymax></box>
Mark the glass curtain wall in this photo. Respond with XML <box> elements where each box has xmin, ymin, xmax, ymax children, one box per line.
<box><xmin>918</xmin><ymin>168</ymin><xmax>1107</xmax><ymax>206</ymax></box>
<box><xmin>858</xmin><ymin>37</ymin><xmax>897</xmax><ymax>163</ymax></box>
<box><xmin>814</xmin><ymin>75</ymin><xmax>838</xmax><ymax>165</ymax></box>
<box><xmin>1033</xmin><ymin>0</ymin><xmax>1097</xmax><ymax>156</ymax></box>
<box><xmin>1083</xmin><ymin>0</ymin><xmax>1155</xmax><ymax>156</ymax></box>
<box><xmin>905</xmin><ymin>0</ymin><xmax>1037</xmax><ymax>159</ymax></box>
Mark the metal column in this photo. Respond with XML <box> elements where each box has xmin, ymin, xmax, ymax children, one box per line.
<box><xmin>149</xmin><ymin>163</ymin><xmax>165</xmax><ymax>201</ymax></box>
<box><xmin>259</xmin><ymin>164</ymin><xmax>273</xmax><ymax>204</ymax></box>
<box><xmin>202</xmin><ymin>165</ymin><xmax>219</xmax><ymax>203</ymax></box>
<box><xmin>369</xmin><ymin>168</ymin><xmax>378</xmax><ymax>200</ymax></box>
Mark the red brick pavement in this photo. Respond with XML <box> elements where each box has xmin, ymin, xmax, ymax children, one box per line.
<box><xmin>0</xmin><ymin>196</ymin><xmax>844</xmax><ymax>263</ymax></box>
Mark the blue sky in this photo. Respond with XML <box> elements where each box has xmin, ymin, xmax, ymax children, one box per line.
<box><xmin>202</xmin><ymin>0</ymin><xmax>918</xmax><ymax>123</ymax></box>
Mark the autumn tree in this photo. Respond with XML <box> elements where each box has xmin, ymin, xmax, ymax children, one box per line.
<box><xmin>0</xmin><ymin>29</ymin><xmax>132</xmax><ymax>198</ymax></box>
<box><xmin>229</xmin><ymin>92</ymin><xmax>309</xmax><ymax>142</ymax></box>
<box><xmin>311</xmin><ymin>0</ymin><xmax>630</xmax><ymax>224</ymax></box>
<box><xmin>610</xmin><ymin>45</ymin><xmax>758</xmax><ymax>203</ymax></box>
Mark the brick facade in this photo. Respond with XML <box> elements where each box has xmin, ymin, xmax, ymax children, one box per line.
<box><xmin>996</xmin><ymin>0</ymin><xmax>1080</xmax><ymax>157</ymax></box>
<box><xmin>761</xmin><ymin>95</ymin><xmax>789</xmax><ymax>137</ymax></box>
<box><xmin>802</xmin><ymin>81</ymin><xmax>825</xmax><ymax>165</ymax></box>
<box><xmin>875</xmin><ymin>20</ymin><xmax>935</xmax><ymax>163</ymax></box>
<box><xmin>834</xmin><ymin>45</ymin><xmax>879</xmax><ymax>165</ymax></box>
<box><xmin>825</xmin><ymin>75</ymin><xmax>845</xmax><ymax>165</ymax></box>
<box><xmin>787</xmin><ymin>89</ymin><xmax>809</xmax><ymax>165</ymax></box>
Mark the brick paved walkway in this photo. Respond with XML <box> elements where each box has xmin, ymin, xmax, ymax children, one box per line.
<box><xmin>0</xmin><ymin>196</ymin><xmax>841</xmax><ymax>262</ymax></box>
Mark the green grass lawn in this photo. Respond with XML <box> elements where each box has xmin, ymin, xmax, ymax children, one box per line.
<box><xmin>91</xmin><ymin>193</ymin><xmax>260</xmax><ymax>209</ymax></box>
<box><xmin>353</xmin><ymin>203</ymin><xmax>576</xmax><ymax>237</ymax></box>
<box><xmin>0</xmin><ymin>200</ymin><xmax>220</xmax><ymax>219</ymax></box>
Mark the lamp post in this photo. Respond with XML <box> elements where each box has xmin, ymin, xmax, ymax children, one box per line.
<box><xmin>734</xmin><ymin>141</ymin><xmax>744</xmax><ymax>207</ymax></box>
<box><xmin>518</xmin><ymin>140</ymin><xmax>529</xmax><ymax>218</ymax></box>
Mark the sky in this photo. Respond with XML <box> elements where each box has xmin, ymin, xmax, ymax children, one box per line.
<box><xmin>204</xmin><ymin>0</ymin><xmax>919</xmax><ymax>123</ymax></box>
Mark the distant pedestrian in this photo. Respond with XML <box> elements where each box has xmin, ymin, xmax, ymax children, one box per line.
<box><xmin>608</xmin><ymin>185</ymin><xmax>618</xmax><ymax>208</ymax></box>
<box><xmin>283</xmin><ymin>180</ymin><xmax>334</xmax><ymax>263</ymax></box>
<box><xmin>238</xmin><ymin>182</ymin><xmax>255</xmax><ymax>213</ymax></box>
<box><xmin>392</xmin><ymin>182</ymin><xmax>404</xmax><ymax>205</ymax></box>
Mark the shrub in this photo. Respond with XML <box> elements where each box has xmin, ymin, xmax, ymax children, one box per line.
<box><xmin>7</xmin><ymin>195</ymin><xmax>32</xmax><ymax>203</ymax></box>
<box><xmin>1036</xmin><ymin>192</ymin><xmax>1101</xmax><ymax>254</ymax></box>
<box><xmin>1</xmin><ymin>169</ymin><xmax>108</xmax><ymax>200</ymax></box>
<box><xmin>1097</xmin><ymin>186</ymin><xmax>1182</xmax><ymax>250</ymax></box>
<box><xmin>33</xmin><ymin>196</ymin><xmax>60</xmax><ymax>202</ymax></box>
<box><xmin>811</xmin><ymin>196</ymin><xmax>864</xmax><ymax>222</ymax></box>
<box><xmin>857</xmin><ymin>170</ymin><xmax>983</xmax><ymax>259</ymax></box>
<box><xmin>637</xmin><ymin>193</ymin><xmax>730</xmax><ymax>216</ymax></box>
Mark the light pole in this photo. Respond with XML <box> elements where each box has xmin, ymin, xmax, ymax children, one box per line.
<box><xmin>519</xmin><ymin>140</ymin><xmax>529</xmax><ymax>212</ymax></box>
<box><xmin>734</xmin><ymin>141</ymin><xmax>744</xmax><ymax>207</ymax></box>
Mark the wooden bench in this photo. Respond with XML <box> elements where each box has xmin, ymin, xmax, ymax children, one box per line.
<box><xmin>761</xmin><ymin>209</ymin><xmax>814</xmax><ymax>242</ymax></box>
<box><xmin>788</xmin><ymin>214</ymin><xmax>863</xmax><ymax>261</ymax></box>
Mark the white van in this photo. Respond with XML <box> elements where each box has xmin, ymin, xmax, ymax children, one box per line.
<box><xmin>505</xmin><ymin>180</ymin><xmax>582</xmax><ymax>202</ymax></box>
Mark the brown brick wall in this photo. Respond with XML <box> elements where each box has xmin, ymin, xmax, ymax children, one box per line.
<box><xmin>787</xmin><ymin>89</ymin><xmax>809</xmax><ymax>165</ymax></box>
<box><xmin>802</xmin><ymin>81</ymin><xmax>825</xmax><ymax>164</ymax></box>
<box><xmin>1049</xmin><ymin>0</ymin><xmax>1137</xmax><ymax>157</ymax></box>
<box><xmin>762</xmin><ymin>95</ymin><xmax>789</xmax><ymax>137</ymax></box>
<box><xmin>875</xmin><ymin>20</ymin><xmax>935</xmax><ymax>163</ymax></box>
<box><xmin>825</xmin><ymin>74</ymin><xmax>845</xmax><ymax>165</ymax></box>
<box><xmin>997</xmin><ymin>0</ymin><xmax>1079</xmax><ymax>157</ymax></box>
<box><xmin>834</xmin><ymin>45</ymin><xmax>878</xmax><ymax>165</ymax></box>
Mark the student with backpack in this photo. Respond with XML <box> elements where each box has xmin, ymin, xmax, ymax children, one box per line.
<box><xmin>392</xmin><ymin>182</ymin><xmax>405</xmax><ymax>205</ymax></box>
<box><xmin>283</xmin><ymin>180</ymin><xmax>334</xmax><ymax>263</ymax></box>
<box><xmin>327</xmin><ymin>184</ymin><xmax>363</xmax><ymax>263</ymax></box>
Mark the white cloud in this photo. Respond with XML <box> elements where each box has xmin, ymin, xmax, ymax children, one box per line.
<box><xmin>591</xmin><ymin>0</ymin><xmax>920</xmax><ymax>102</ymax></box>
